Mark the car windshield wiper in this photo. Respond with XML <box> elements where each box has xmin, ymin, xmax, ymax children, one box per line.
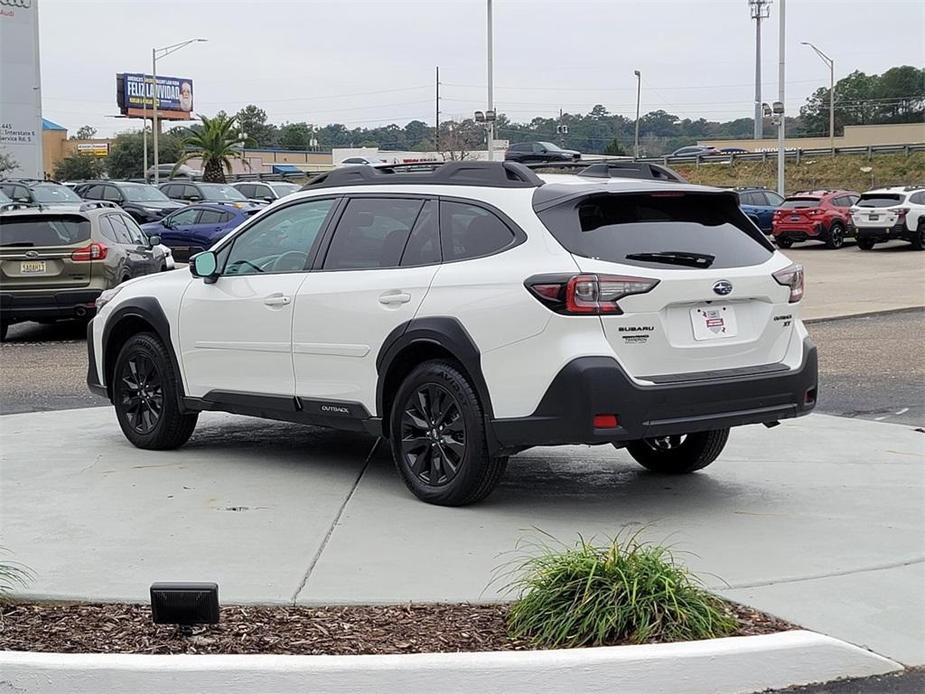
<box><xmin>625</xmin><ymin>251</ymin><xmax>715</xmax><ymax>268</ymax></box>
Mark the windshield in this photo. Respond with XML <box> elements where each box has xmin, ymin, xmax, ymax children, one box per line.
<box><xmin>29</xmin><ymin>184</ymin><xmax>82</xmax><ymax>204</ymax></box>
<box><xmin>539</xmin><ymin>142</ymin><xmax>563</xmax><ymax>151</ymax></box>
<box><xmin>780</xmin><ymin>198</ymin><xmax>820</xmax><ymax>209</ymax></box>
<box><xmin>0</xmin><ymin>190</ymin><xmax>10</xmax><ymax>204</ymax></box>
<box><xmin>122</xmin><ymin>184</ymin><xmax>170</xmax><ymax>202</ymax></box>
<box><xmin>856</xmin><ymin>194</ymin><xmax>905</xmax><ymax>208</ymax></box>
<box><xmin>0</xmin><ymin>215</ymin><xmax>91</xmax><ymax>247</ymax></box>
<box><xmin>270</xmin><ymin>183</ymin><xmax>300</xmax><ymax>197</ymax></box>
<box><xmin>200</xmin><ymin>184</ymin><xmax>247</xmax><ymax>201</ymax></box>
<box><xmin>536</xmin><ymin>191</ymin><xmax>774</xmax><ymax>270</ymax></box>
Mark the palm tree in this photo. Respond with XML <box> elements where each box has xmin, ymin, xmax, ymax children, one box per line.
<box><xmin>176</xmin><ymin>113</ymin><xmax>250</xmax><ymax>182</ymax></box>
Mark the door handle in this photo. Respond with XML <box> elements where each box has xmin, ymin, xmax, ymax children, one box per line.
<box><xmin>263</xmin><ymin>294</ymin><xmax>291</xmax><ymax>307</ymax></box>
<box><xmin>379</xmin><ymin>292</ymin><xmax>411</xmax><ymax>305</ymax></box>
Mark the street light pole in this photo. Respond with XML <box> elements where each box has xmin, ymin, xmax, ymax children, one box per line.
<box><xmin>801</xmin><ymin>41</ymin><xmax>835</xmax><ymax>154</ymax></box>
<box><xmin>142</xmin><ymin>77</ymin><xmax>148</xmax><ymax>180</ymax></box>
<box><xmin>151</xmin><ymin>38</ymin><xmax>207</xmax><ymax>186</ymax></box>
<box><xmin>633</xmin><ymin>70</ymin><xmax>641</xmax><ymax>159</ymax></box>
<box><xmin>486</xmin><ymin>0</ymin><xmax>494</xmax><ymax>161</ymax></box>
<box><xmin>776</xmin><ymin>0</ymin><xmax>786</xmax><ymax>196</ymax></box>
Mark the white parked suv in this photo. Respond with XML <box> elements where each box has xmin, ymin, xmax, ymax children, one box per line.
<box><xmin>851</xmin><ymin>186</ymin><xmax>925</xmax><ymax>250</ymax></box>
<box><xmin>87</xmin><ymin>161</ymin><xmax>817</xmax><ymax>506</ymax></box>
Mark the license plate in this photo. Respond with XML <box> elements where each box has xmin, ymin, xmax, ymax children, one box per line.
<box><xmin>790</xmin><ymin>215</ymin><xmax>800</xmax><ymax>221</ymax></box>
<box><xmin>20</xmin><ymin>261</ymin><xmax>46</xmax><ymax>274</ymax></box>
<box><xmin>691</xmin><ymin>305</ymin><xmax>738</xmax><ymax>341</ymax></box>
<box><xmin>869</xmin><ymin>214</ymin><xmax>879</xmax><ymax>221</ymax></box>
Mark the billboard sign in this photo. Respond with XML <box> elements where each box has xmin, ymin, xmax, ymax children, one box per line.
<box><xmin>117</xmin><ymin>73</ymin><xmax>193</xmax><ymax>120</ymax></box>
<box><xmin>76</xmin><ymin>142</ymin><xmax>109</xmax><ymax>157</ymax></box>
<box><xmin>0</xmin><ymin>0</ymin><xmax>44</xmax><ymax>177</ymax></box>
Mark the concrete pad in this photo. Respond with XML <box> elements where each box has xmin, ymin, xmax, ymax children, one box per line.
<box><xmin>0</xmin><ymin>631</ymin><xmax>903</xmax><ymax>694</ymax></box>
<box><xmin>1</xmin><ymin>408</ymin><xmax>922</xmax><ymax>667</ymax></box>
<box><xmin>0</xmin><ymin>408</ymin><xmax>373</xmax><ymax>603</ymax></box>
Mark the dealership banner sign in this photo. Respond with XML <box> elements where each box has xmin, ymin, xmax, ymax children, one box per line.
<box><xmin>117</xmin><ymin>73</ymin><xmax>194</xmax><ymax>120</ymax></box>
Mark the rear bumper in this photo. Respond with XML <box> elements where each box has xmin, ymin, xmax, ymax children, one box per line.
<box><xmin>0</xmin><ymin>288</ymin><xmax>101</xmax><ymax>323</ymax></box>
<box><xmin>773</xmin><ymin>224</ymin><xmax>823</xmax><ymax>241</ymax></box>
<box><xmin>492</xmin><ymin>337</ymin><xmax>817</xmax><ymax>449</ymax></box>
<box><xmin>856</xmin><ymin>223</ymin><xmax>911</xmax><ymax>242</ymax></box>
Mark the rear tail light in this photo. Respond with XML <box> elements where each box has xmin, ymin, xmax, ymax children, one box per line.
<box><xmin>773</xmin><ymin>263</ymin><xmax>804</xmax><ymax>303</ymax></box>
<box><xmin>593</xmin><ymin>414</ymin><xmax>619</xmax><ymax>429</ymax></box>
<box><xmin>895</xmin><ymin>207</ymin><xmax>909</xmax><ymax>219</ymax></box>
<box><xmin>808</xmin><ymin>209</ymin><xmax>824</xmax><ymax>216</ymax></box>
<box><xmin>525</xmin><ymin>273</ymin><xmax>659</xmax><ymax>315</ymax></box>
<box><xmin>70</xmin><ymin>242</ymin><xmax>108</xmax><ymax>262</ymax></box>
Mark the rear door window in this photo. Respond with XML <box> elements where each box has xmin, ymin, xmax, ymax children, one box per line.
<box><xmin>0</xmin><ymin>215</ymin><xmax>91</xmax><ymax>247</ymax></box>
<box><xmin>198</xmin><ymin>209</ymin><xmax>227</xmax><ymax>225</ymax></box>
<box><xmin>105</xmin><ymin>215</ymin><xmax>135</xmax><ymax>244</ymax></box>
<box><xmin>83</xmin><ymin>185</ymin><xmax>104</xmax><ymax>200</ymax></box>
<box><xmin>323</xmin><ymin>197</ymin><xmax>424</xmax><ymax>270</ymax></box>
<box><xmin>440</xmin><ymin>201</ymin><xmax>515</xmax><ymax>261</ymax></box>
<box><xmin>102</xmin><ymin>186</ymin><xmax>122</xmax><ymax>202</ymax></box>
<box><xmin>401</xmin><ymin>200</ymin><xmax>440</xmax><ymax>267</ymax></box>
<box><xmin>536</xmin><ymin>191</ymin><xmax>774</xmax><ymax>270</ymax></box>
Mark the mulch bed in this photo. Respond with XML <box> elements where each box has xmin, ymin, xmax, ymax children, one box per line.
<box><xmin>0</xmin><ymin>600</ymin><xmax>795</xmax><ymax>656</ymax></box>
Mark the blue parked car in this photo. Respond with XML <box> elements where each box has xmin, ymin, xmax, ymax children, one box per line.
<box><xmin>141</xmin><ymin>203</ymin><xmax>261</xmax><ymax>262</ymax></box>
<box><xmin>735</xmin><ymin>187</ymin><xmax>785</xmax><ymax>234</ymax></box>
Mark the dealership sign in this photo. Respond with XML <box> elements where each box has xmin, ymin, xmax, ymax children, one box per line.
<box><xmin>76</xmin><ymin>142</ymin><xmax>109</xmax><ymax>157</ymax></box>
<box><xmin>116</xmin><ymin>73</ymin><xmax>194</xmax><ymax>120</ymax></box>
<box><xmin>0</xmin><ymin>0</ymin><xmax>43</xmax><ymax>177</ymax></box>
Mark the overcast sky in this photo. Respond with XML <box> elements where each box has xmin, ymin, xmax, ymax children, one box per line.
<box><xmin>39</xmin><ymin>0</ymin><xmax>925</xmax><ymax>138</ymax></box>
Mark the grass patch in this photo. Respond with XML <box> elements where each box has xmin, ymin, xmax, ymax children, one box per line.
<box><xmin>504</xmin><ymin>534</ymin><xmax>736</xmax><ymax>649</ymax></box>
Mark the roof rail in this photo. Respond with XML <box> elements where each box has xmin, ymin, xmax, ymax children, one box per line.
<box><xmin>78</xmin><ymin>201</ymin><xmax>120</xmax><ymax>212</ymax></box>
<box><xmin>526</xmin><ymin>160</ymin><xmax>686</xmax><ymax>183</ymax></box>
<box><xmin>0</xmin><ymin>202</ymin><xmax>38</xmax><ymax>213</ymax></box>
<box><xmin>303</xmin><ymin>160</ymin><xmax>544</xmax><ymax>190</ymax></box>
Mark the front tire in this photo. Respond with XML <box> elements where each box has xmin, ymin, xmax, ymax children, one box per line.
<box><xmin>113</xmin><ymin>333</ymin><xmax>198</xmax><ymax>450</ymax></box>
<box><xmin>389</xmin><ymin>360</ymin><xmax>507</xmax><ymax>506</ymax></box>
<box><xmin>825</xmin><ymin>222</ymin><xmax>846</xmax><ymax>249</ymax></box>
<box><xmin>622</xmin><ymin>429</ymin><xmax>729</xmax><ymax>474</ymax></box>
<box><xmin>0</xmin><ymin>322</ymin><xmax>7</xmax><ymax>342</ymax></box>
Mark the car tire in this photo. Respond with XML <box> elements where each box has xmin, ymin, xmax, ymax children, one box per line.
<box><xmin>389</xmin><ymin>359</ymin><xmax>507</xmax><ymax>506</ymax></box>
<box><xmin>825</xmin><ymin>222</ymin><xmax>846</xmax><ymax>249</ymax></box>
<box><xmin>911</xmin><ymin>222</ymin><xmax>925</xmax><ymax>251</ymax></box>
<box><xmin>113</xmin><ymin>332</ymin><xmax>198</xmax><ymax>450</ymax></box>
<box><xmin>775</xmin><ymin>237</ymin><xmax>793</xmax><ymax>249</ymax></box>
<box><xmin>857</xmin><ymin>237</ymin><xmax>876</xmax><ymax>251</ymax></box>
<box><xmin>622</xmin><ymin>429</ymin><xmax>730</xmax><ymax>474</ymax></box>
<box><xmin>0</xmin><ymin>322</ymin><xmax>7</xmax><ymax>342</ymax></box>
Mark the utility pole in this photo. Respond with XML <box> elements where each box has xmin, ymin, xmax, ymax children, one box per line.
<box><xmin>749</xmin><ymin>0</ymin><xmax>771</xmax><ymax>140</ymax></box>
<box><xmin>802</xmin><ymin>42</ymin><xmax>835</xmax><ymax>154</ymax></box>
<box><xmin>435</xmin><ymin>66</ymin><xmax>440</xmax><ymax>153</ymax></box>
<box><xmin>634</xmin><ymin>70</ymin><xmax>641</xmax><ymax>159</ymax></box>
<box><xmin>559</xmin><ymin>108</ymin><xmax>564</xmax><ymax>148</ymax></box>
<box><xmin>777</xmin><ymin>0</ymin><xmax>786</xmax><ymax>196</ymax></box>
<box><xmin>486</xmin><ymin>0</ymin><xmax>494</xmax><ymax>160</ymax></box>
<box><xmin>142</xmin><ymin>76</ymin><xmax>148</xmax><ymax>180</ymax></box>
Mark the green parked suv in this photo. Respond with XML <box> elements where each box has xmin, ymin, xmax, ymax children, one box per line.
<box><xmin>0</xmin><ymin>201</ymin><xmax>169</xmax><ymax>340</ymax></box>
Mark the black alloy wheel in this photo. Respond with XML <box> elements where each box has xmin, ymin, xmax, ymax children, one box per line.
<box><xmin>400</xmin><ymin>384</ymin><xmax>465</xmax><ymax>486</ymax></box>
<box><xmin>826</xmin><ymin>222</ymin><xmax>845</xmax><ymax>249</ymax></box>
<box><xmin>117</xmin><ymin>353</ymin><xmax>164</xmax><ymax>434</ymax></box>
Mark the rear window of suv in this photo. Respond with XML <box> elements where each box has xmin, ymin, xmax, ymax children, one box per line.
<box><xmin>856</xmin><ymin>194</ymin><xmax>905</xmax><ymax>208</ymax></box>
<box><xmin>779</xmin><ymin>198</ymin><xmax>820</xmax><ymax>209</ymax></box>
<box><xmin>536</xmin><ymin>191</ymin><xmax>774</xmax><ymax>270</ymax></box>
<box><xmin>0</xmin><ymin>215</ymin><xmax>91</xmax><ymax>247</ymax></box>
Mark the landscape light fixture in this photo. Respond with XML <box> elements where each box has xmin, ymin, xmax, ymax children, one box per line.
<box><xmin>150</xmin><ymin>582</ymin><xmax>219</xmax><ymax>635</ymax></box>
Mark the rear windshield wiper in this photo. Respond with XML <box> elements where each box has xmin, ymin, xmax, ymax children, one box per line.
<box><xmin>0</xmin><ymin>242</ymin><xmax>35</xmax><ymax>247</ymax></box>
<box><xmin>625</xmin><ymin>251</ymin><xmax>715</xmax><ymax>268</ymax></box>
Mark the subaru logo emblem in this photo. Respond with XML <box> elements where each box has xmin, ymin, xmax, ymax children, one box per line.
<box><xmin>713</xmin><ymin>280</ymin><xmax>733</xmax><ymax>296</ymax></box>
<box><xmin>24</xmin><ymin>250</ymin><xmax>39</xmax><ymax>259</ymax></box>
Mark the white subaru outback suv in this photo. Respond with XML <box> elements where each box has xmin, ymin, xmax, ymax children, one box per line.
<box><xmin>851</xmin><ymin>186</ymin><xmax>925</xmax><ymax>250</ymax></box>
<box><xmin>87</xmin><ymin>161</ymin><xmax>817</xmax><ymax>506</ymax></box>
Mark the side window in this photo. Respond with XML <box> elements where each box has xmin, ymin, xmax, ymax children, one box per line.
<box><xmin>161</xmin><ymin>185</ymin><xmax>177</xmax><ymax>199</ymax></box>
<box><xmin>236</xmin><ymin>184</ymin><xmax>253</xmax><ymax>198</ymax></box>
<box><xmin>102</xmin><ymin>186</ymin><xmax>122</xmax><ymax>202</ymax></box>
<box><xmin>83</xmin><ymin>185</ymin><xmax>104</xmax><ymax>200</ymax></box>
<box><xmin>220</xmin><ymin>211</ymin><xmax>235</xmax><ymax>224</ymax></box>
<box><xmin>910</xmin><ymin>192</ymin><xmax>925</xmax><ymax>205</ymax></box>
<box><xmin>254</xmin><ymin>184</ymin><xmax>271</xmax><ymax>199</ymax></box>
<box><xmin>532</xmin><ymin>143</ymin><xmax>545</xmax><ymax>153</ymax></box>
<box><xmin>104</xmin><ymin>215</ymin><xmax>133</xmax><ymax>244</ymax></box>
<box><xmin>224</xmin><ymin>198</ymin><xmax>334</xmax><ymax>276</ymax></box>
<box><xmin>740</xmin><ymin>192</ymin><xmax>759</xmax><ymax>206</ymax></box>
<box><xmin>184</xmin><ymin>185</ymin><xmax>201</xmax><ymax>200</ymax></box>
<box><xmin>15</xmin><ymin>185</ymin><xmax>31</xmax><ymax>201</ymax></box>
<box><xmin>440</xmin><ymin>201</ymin><xmax>515</xmax><ymax>261</ymax></box>
<box><xmin>168</xmin><ymin>208</ymin><xmax>201</xmax><ymax>226</ymax></box>
<box><xmin>97</xmin><ymin>216</ymin><xmax>119</xmax><ymax>243</ymax></box>
<box><xmin>121</xmin><ymin>215</ymin><xmax>147</xmax><ymax>244</ymax></box>
<box><xmin>198</xmin><ymin>209</ymin><xmax>226</xmax><ymax>225</ymax></box>
<box><xmin>323</xmin><ymin>197</ymin><xmax>424</xmax><ymax>270</ymax></box>
<box><xmin>765</xmin><ymin>191</ymin><xmax>785</xmax><ymax>206</ymax></box>
<box><xmin>400</xmin><ymin>200</ymin><xmax>440</xmax><ymax>267</ymax></box>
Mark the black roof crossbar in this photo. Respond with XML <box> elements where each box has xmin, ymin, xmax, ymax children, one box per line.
<box><xmin>303</xmin><ymin>160</ymin><xmax>544</xmax><ymax>190</ymax></box>
<box><xmin>526</xmin><ymin>160</ymin><xmax>687</xmax><ymax>183</ymax></box>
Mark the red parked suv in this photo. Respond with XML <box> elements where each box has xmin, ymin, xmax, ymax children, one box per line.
<box><xmin>772</xmin><ymin>190</ymin><xmax>859</xmax><ymax>249</ymax></box>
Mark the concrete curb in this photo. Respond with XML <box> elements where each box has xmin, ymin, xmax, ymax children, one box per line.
<box><xmin>804</xmin><ymin>305</ymin><xmax>923</xmax><ymax>324</ymax></box>
<box><xmin>0</xmin><ymin>631</ymin><xmax>903</xmax><ymax>694</ymax></box>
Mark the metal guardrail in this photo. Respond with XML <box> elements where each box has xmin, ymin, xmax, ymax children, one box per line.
<box><xmin>639</xmin><ymin>142</ymin><xmax>925</xmax><ymax>166</ymax></box>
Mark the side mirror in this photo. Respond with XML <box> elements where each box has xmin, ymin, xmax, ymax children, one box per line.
<box><xmin>263</xmin><ymin>196</ymin><xmax>274</xmax><ymax>202</ymax></box>
<box><xmin>147</xmin><ymin>234</ymin><xmax>161</xmax><ymax>247</ymax></box>
<box><xmin>190</xmin><ymin>250</ymin><xmax>219</xmax><ymax>284</ymax></box>
<box><xmin>188</xmin><ymin>196</ymin><xmax>202</xmax><ymax>203</ymax></box>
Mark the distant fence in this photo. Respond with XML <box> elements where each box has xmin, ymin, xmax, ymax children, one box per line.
<box><xmin>639</xmin><ymin>142</ymin><xmax>925</xmax><ymax>167</ymax></box>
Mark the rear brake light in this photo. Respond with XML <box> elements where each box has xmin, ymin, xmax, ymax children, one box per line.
<box><xmin>593</xmin><ymin>414</ymin><xmax>619</xmax><ymax>429</ymax></box>
<box><xmin>895</xmin><ymin>208</ymin><xmax>909</xmax><ymax>218</ymax></box>
<box><xmin>525</xmin><ymin>273</ymin><xmax>659</xmax><ymax>315</ymax></box>
<box><xmin>70</xmin><ymin>242</ymin><xmax>108</xmax><ymax>262</ymax></box>
<box><xmin>808</xmin><ymin>209</ymin><xmax>824</xmax><ymax>216</ymax></box>
<box><xmin>773</xmin><ymin>263</ymin><xmax>804</xmax><ymax>303</ymax></box>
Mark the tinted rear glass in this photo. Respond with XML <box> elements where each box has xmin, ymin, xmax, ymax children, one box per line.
<box><xmin>857</xmin><ymin>194</ymin><xmax>904</xmax><ymax>208</ymax></box>
<box><xmin>0</xmin><ymin>215</ymin><xmax>91</xmax><ymax>247</ymax></box>
<box><xmin>199</xmin><ymin>184</ymin><xmax>246</xmax><ymax>201</ymax></box>
<box><xmin>780</xmin><ymin>198</ymin><xmax>820</xmax><ymax>209</ymax></box>
<box><xmin>536</xmin><ymin>191</ymin><xmax>774</xmax><ymax>270</ymax></box>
